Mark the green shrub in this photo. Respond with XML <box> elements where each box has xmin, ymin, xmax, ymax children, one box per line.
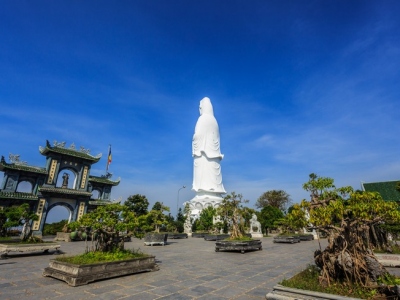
<box><xmin>55</xmin><ymin>248</ymin><xmax>148</xmax><ymax>265</ymax></box>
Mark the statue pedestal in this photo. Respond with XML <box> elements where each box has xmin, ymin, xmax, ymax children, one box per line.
<box><xmin>251</xmin><ymin>233</ymin><xmax>263</xmax><ymax>239</ymax></box>
<box><xmin>186</xmin><ymin>192</ymin><xmax>224</xmax><ymax>219</ymax></box>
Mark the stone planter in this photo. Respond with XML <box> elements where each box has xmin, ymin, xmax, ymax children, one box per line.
<box><xmin>273</xmin><ymin>236</ymin><xmax>301</xmax><ymax>244</ymax></box>
<box><xmin>204</xmin><ymin>234</ymin><xmax>230</xmax><ymax>241</ymax></box>
<box><xmin>266</xmin><ymin>284</ymin><xmax>362</xmax><ymax>300</ymax></box>
<box><xmin>43</xmin><ymin>255</ymin><xmax>159</xmax><ymax>286</ymax></box>
<box><xmin>143</xmin><ymin>233</ymin><xmax>168</xmax><ymax>246</ymax></box>
<box><xmin>297</xmin><ymin>234</ymin><xmax>314</xmax><ymax>241</ymax></box>
<box><xmin>0</xmin><ymin>241</ymin><xmax>61</xmax><ymax>258</ymax></box>
<box><xmin>215</xmin><ymin>239</ymin><xmax>262</xmax><ymax>254</ymax></box>
<box><xmin>191</xmin><ymin>232</ymin><xmax>207</xmax><ymax>238</ymax></box>
<box><xmin>54</xmin><ymin>232</ymin><xmax>71</xmax><ymax>242</ymax></box>
<box><xmin>375</xmin><ymin>253</ymin><xmax>400</xmax><ymax>267</ymax></box>
<box><xmin>166</xmin><ymin>233</ymin><xmax>188</xmax><ymax>239</ymax></box>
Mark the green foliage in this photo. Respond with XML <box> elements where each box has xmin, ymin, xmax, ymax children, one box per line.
<box><xmin>77</xmin><ymin>203</ymin><xmax>139</xmax><ymax>252</ymax></box>
<box><xmin>151</xmin><ymin>201</ymin><xmax>163</xmax><ymax>211</ymax></box>
<box><xmin>0</xmin><ymin>204</ymin><xmax>38</xmax><ymax>240</ymax></box>
<box><xmin>197</xmin><ymin>206</ymin><xmax>216</xmax><ymax>231</ymax></box>
<box><xmin>217</xmin><ymin>192</ymin><xmax>249</xmax><ymax>239</ymax></box>
<box><xmin>55</xmin><ymin>248</ymin><xmax>147</xmax><ymax>265</ymax></box>
<box><xmin>281</xmin><ymin>265</ymin><xmax>379</xmax><ymax>299</ymax></box>
<box><xmin>136</xmin><ymin>203</ymin><xmax>171</xmax><ymax>233</ymax></box>
<box><xmin>124</xmin><ymin>194</ymin><xmax>149</xmax><ymax>216</ymax></box>
<box><xmin>43</xmin><ymin>219</ymin><xmax>68</xmax><ymax>235</ymax></box>
<box><xmin>281</xmin><ymin>203</ymin><xmax>308</xmax><ymax>233</ymax></box>
<box><xmin>258</xmin><ymin>205</ymin><xmax>284</xmax><ymax>233</ymax></box>
<box><xmin>255</xmin><ymin>190</ymin><xmax>291</xmax><ymax>211</ymax></box>
<box><xmin>299</xmin><ymin>173</ymin><xmax>400</xmax><ymax>287</ymax></box>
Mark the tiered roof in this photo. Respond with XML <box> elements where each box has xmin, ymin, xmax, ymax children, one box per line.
<box><xmin>362</xmin><ymin>180</ymin><xmax>400</xmax><ymax>202</ymax></box>
<box><xmin>39</xmin><ymin>140</ymin><xmax>102</xmax><ymax>163</ymax></box>
<box><xmin>89</xmin><ymin>175</ymin><xmax>120</xmax><ymax>186</ymax></box>
<box><xmin>39</xmin><ymin>186</ymin><xmax>92</xmax><ymax>197</ymax></box>
<box><xmin>0</xmin><ymin>156</ymin><xmax>47</xmax><ymax>174</ymax></box>
<box><xmin>0</xmin><ymin>191</ymin><xmax>38</xmax><ymax>201</ymax></box>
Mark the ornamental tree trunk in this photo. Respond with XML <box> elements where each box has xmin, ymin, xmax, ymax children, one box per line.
<box><xmin>314</xmin><ymin>219</ymin><xmax>387</xmax><ymax>286</ymax></box>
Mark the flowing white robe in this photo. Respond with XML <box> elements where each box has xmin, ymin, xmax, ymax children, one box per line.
<box><xmin>192</xmin><ymin>97</ymin><xmax>226</xmax><ymax>194</ymax></box>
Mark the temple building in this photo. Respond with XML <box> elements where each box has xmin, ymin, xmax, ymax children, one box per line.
<box><xmin>361</xmin><ymin>180</ymin><xmax>400</xmax><ymax>203</ymax></box>
<box><xmin>0</xmin><ymin>140</ymin><xmax>120</xmax><ymax>236</ymax></box>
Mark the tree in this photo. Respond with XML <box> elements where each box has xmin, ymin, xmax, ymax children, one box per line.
<box><xmin>145</xmin><ymin>203</ymin><xmax>170</xmax><ymax>233</ymax></box>
<box><xmin>258</xmin><ymin>205</ymin><xmax>284</xmax><ymax>233</ymax></box>
<box><xmin>217</xmin><ymin>192</ymin><xmax>249</xmax><ymax>239</ymax></box>
<box><xmin>2</xmin><ymin>204</ymin><xmax>39</xmax><ymax>241</ymax></box>
<box><xmin>151</xmin><ymin>201</ymin><xmax>163</xmax><ymax>211</ymax></box>
<box><xmin>197</xmin><ymin>206</ymin><xmax>216</xmax><ymax>232</ymax></box>
<box><xmin>124</xmin><ymin>194</ymin><xmax>149</xmax><ymax>216</ymax></box>
<box><xmin>77</xmin><ymin>203</ymin><xmax>138</xmax><ymax>252</ymax></box>
<box><xmin>255</xmin><ymin>190</ymin><xmax>291</xmax><ymax>212</ymax></box>
<box><xmin>294</xmin><ymin>173</ymin><xmax>400</xmax><ymax>289</ymax></box>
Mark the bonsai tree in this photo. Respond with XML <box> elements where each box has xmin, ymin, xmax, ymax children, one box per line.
<box><xmin>217</xmin><ymin>192</ymin><xmax>249</xmax><ymax>239</ymax></box>
<box><xmin>77</xmin><ymin>203</ymin><xmax>138</xmax><ymax>252</ymax></box>
<box><xmin>139</xmin><ymin>202</ymin><xmax>170</xmax><ymax>233</ymax></box>
<box><xmin>290</xmin><ymin>173</ymin><xmax>400</xmax><ymax>288</ymax></box>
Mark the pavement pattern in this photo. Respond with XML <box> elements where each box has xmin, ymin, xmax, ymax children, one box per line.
<box><xmin>0</xmin><ymin>236</ymin><xmax>327</xmax><ymax>300</ymax></box>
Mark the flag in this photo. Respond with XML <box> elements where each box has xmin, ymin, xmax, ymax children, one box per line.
<box><xmin>106</xmin><ymin>145</ymin><xmax>112</xmax><ymax>171</ymax></box>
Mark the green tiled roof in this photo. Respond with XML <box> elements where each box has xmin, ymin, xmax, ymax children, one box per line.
<box><xmin>39</xmin><ymin>140</ymin><xmax>102</xmax><ymax>163</ymax></box>
<box><xmin>39</xmin><ymin>186</ymin><xmax>92</xmax><ymax>197</ymax></box>
<box><xmin>0</xmin><ymin>156</ymin><xmax>47</xmax><ymax>174</ymax></box>
<box><xmin>88</xmin><ymin>200</ymin><xmax>113</xmax><ymax>205</ymax></box>
<box><xmin>362</xmin><ymin>180</ymin><xmax>400</xmax><ymax>202</ymax></box>
<box><xmin>88</xmin><ymin>175</ymin><xmax>120</xmax><ymax>186</ymax></box>
<box><xmin>0</xmin><ymin>191</ymin><xmax>38</xmax><ymax>201</ymax></box>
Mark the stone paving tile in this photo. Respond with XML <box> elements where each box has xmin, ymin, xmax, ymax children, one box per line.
<box><xmin>202</xmin><ymin>278</ymin><xmax>232</xmax><ymax>290</ymax></box>
<box><xmin>0</xmin><ymin>237</ymin><xmax>328</xmax><ymax>300</ymax></box>
<box><xmin>209</xmin><ymin>285</ymin><xmax>247</xmax><ymax>298</ymax></box>
<box><xmin>150</xmin><ymin>284</ymin><xmax>185</xmax><ymax>296</ymax></box>
<box><xmin>156</xmin><ymin>292</ymin><xmax>194</xmax><ymax>300</ymax></box>
<box><xmin>85</xmin><ymin>284</ymin><xmax>125</xmax><ymax>295</ymax></box>
<box><xmin>181</xmin><ymin>284</ymin><xmax>216</xmax><ymax>297</ymax></box>
<box><xmin>121</xmin><ymin>291</ymin><xmax>161</xmax><ymax>300</ymax></box>
<box><xmin>197</xmin><ymin>274</ymin><xmax>221</xmax><ymax>281</ymax></box>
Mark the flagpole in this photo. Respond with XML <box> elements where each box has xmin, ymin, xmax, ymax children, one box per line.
<box><xmin>106</xmin><ymin>144</ymin><xmax>111</xmax><ymax>173</ymax></box>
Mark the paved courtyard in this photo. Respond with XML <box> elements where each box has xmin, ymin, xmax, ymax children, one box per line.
<box><xmin>1</xmin><ymin>236</ymin><xmax>324</xmax><ymax>300</ymax></box>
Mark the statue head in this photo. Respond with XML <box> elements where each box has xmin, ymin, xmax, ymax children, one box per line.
<box><xmin>199</xmin><ymin>97</ymin><xmax>214</xmax><ymax>116</ymax></box>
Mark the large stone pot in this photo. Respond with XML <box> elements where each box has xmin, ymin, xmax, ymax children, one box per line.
<box><xmin>143</xmin><ymin>233</ymin><xmax>168</xmax><ymax>246</ymax></box>
<box><xmin>166</xmin><ymin>233</ymin><xmax>188</xmax><ymax>239</ymax></box>
<box><xmin>191</xmin><ymin>232</ymin><xmax>207</xmax><ymax>238</ymax></box>
<box><xmin>273</xmin><ymin>236</ymin><xmax>301</xmax><ymax>244</ymax></box>
<box><xmin>204</xmin><ymin>234</ymin><xmax>230</xmax><ymax>241</ymax></box>
<box><xmin>0</xmin><ymin>241</ymin><xmax>61</xmax><ymax>258</ymax></box>
<box><xmin>215</xmin><ymin>239</ymin><xmax>262</xmax><ymax>254</ymax></box>
<box><xmin>43</xmin><ymin>255</ymin><xmax>159</xmax><ymax>286</ymax></box>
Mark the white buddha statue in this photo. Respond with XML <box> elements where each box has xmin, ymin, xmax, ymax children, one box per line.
<box><xmin>185</xmin><ymin>97</ymin><xmax>226</xmax><ymax>219</ymax></box>
<box><xmin>192</xmin><ymin>97</ymin><xmax>226</xmax><ymax>194</ymax></box>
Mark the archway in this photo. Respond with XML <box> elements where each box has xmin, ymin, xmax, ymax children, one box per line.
<box><xmin>92</xmin><ymin>189</ymin><xmax>100</xmax><ymax>199</ymax></box>
<box><xmin>16</xmin><ymin>180</ymin><xmax>33</xmax><ymax>193</ymax></box>
<box><xmin>56</xmin><ymin>169</ymin><xmax>76</xmax><ymax>189</ymax></box>
<box><xmin>43</xmin><ymin>203</ymin><xmax>73</xmax><ymax>236</ymax></box>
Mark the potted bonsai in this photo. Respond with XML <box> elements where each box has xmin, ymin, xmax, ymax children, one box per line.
<box><xmin>215</xmin><ymin>192</ymin><xmax>262</xmax><ymax>254</ymax></box>
<box><xmin>43</xmin><ymin>203</ymin><xmax>158</xmax><ymax>286</ymax></box>
<box><xmin>268</xmin><ymin>173</ymin><xmax>400</xmax><ymax>299</ymax></box>
<box><xmin>140</xmin><ymin>202</ymin><xmax>170</xmax><ymax>246</ymax></box>
<box><xmin>0</xmin><ymin>203</ymin><xmax>60</xmax><ymax>258</ymax></box>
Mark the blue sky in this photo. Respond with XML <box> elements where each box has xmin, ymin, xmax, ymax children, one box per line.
<box><xmin>1</xmin><ymin>1</ymin><xmax>399</xmax><ymax>222</ymax></box>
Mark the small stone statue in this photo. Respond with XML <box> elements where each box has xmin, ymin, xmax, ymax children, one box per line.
<box><xmin>61</xmin><ymin>173</ymin><xmax>69</xmax><ymax>188</ymax></box>
<box><xmin>250</xmin><ymin>214</ymin><xmax>262</xmax><ymax>233</ymax></box>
